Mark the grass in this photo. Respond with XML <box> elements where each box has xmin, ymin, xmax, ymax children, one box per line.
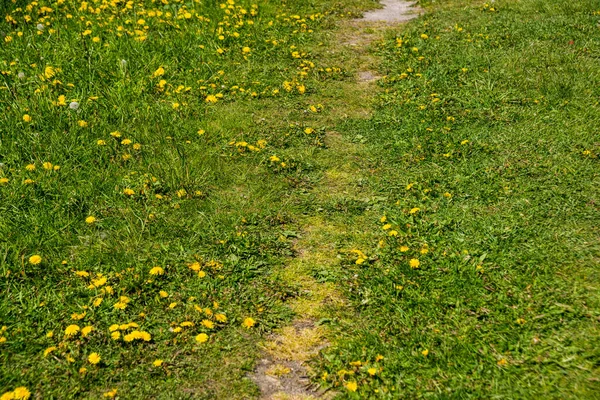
<box><xmin>312</xmin><ymin>0</ymin><xmax>600</xmax><ymax>398</ymax></box>
<box><xmin>1</xmin><ymin>0</ymin><xmax>599</xmax><ymax>398</ymax></box>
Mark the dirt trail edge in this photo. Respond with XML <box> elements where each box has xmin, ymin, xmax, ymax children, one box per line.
<box><xmin>250</xmin><ymin>2</ymin><xmax>421</xmax><ymax>399</ymax></box>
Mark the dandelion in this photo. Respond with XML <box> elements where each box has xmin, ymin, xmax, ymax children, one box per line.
<box><xmin>367</xmin><ymin>367</ymin><xmax>377</xmax><ymax>376</ymax></box>
<box><xmin>78</xmin><ymin>120</ymin><xmax>88</xmax><ymax>127</ymax></box>
<box><xmin>205</xmin><ymin>95</ymin><xmax>218</xmax><ymax>103</ymax></box>
<box><xmin>153</xmin><ymin>359</ymin><xmax>163</xmax><ymax>367</ymax></box>
<box><xmin>215</xmin><ymin>313</ymin><xmax>227</xmax><ymax>323</ymax></box>
<box><xmin>123</xmin><ymin>188</ymin><xmax>135</xmax><ymax>196</ymax></box>
<box><xmin>103</xmin><ymin>389</ymin><xmax>117</xmax><ymax>399</ymax></box>
<box><xmin>81</xmin><ymin>326</ymin><xmax>93</xmax><ymax>337</ymax></box>
<box><xmin>409</xmin><ymin>258</ymin><xmax>420</xmax><ymax>269</ymax></box>
<box><xmin>242</xmin><ymin>317</ymin><xmax>256</xmax><ymax>329</ymax></box>
<box><xmin>69</xmin><ymin>101</ymin><xmax>79</xmax><ymax>110</ymax></box>
<box><xmin>152</xmin><ymin>67</ymin><xmax>165</xmax><ymax>78</ymax></box>
<box><xmin>9</xmin><ymin>387</ymin><xmax>31</xmax><ymax>400</ymax></box>
<box><xmin>42</xmin><ymin>162</ymin><xmax>53</xmax><ymax>170</ymax></box>
<box><xmin>97</xmin><ymin>140</ymin><xmax>106</xmax><ymax>146</ymax></box>
<box><xmin>25</xmin><ymin>164</ymin><xmax>35</xmax><ymax>171</ymax></box>
<box><xmin>399</xmin><ymin>246</ymin><xmax>409</xmax><ymax>252</ymax></box>
<box><xmin>111</xmin><ymin>331</ymin><xmax>120</xmax><ymax>340</ymax></box>
<box><xmin>195</xmin><ymin>333</ymin><xmax>208</xmax><ymax>343</ymax></box>
<box><xmin>409</xmin><ymin>207</ymin><xmax>420</xmax><ymax>214</ymax></box>
<box><xmin>23</xmin><ymin>114</ymin><xmax>32</xmax><ymax>122</ymax></box>
<box><xmin>29</xmin><ymin>255</ymin><xmax>42</xmax><ymax>265</ymax></box>
<box><xmin>71</xmin><ymin>311</ymin><xmax>86</xmax><ymax>320</ymax></box>
<box><xmin>0</xmin><ymin>178</ymin><xmax>8</xmax><ymax>184</ymax></box>
<box><xmin>85</xmin><ymin>216</ymin><xmax>96</xmax><ymax>224</ymax></box>
<box><xmin>44</xmin><ymin>346</ymin><xmax>57</xmax><ymax>357</ymax></box>
<box><xmin>345</xmin><ymin>381</ymin><xmax>358</xmax><ymax>392</ymax></box>
<box><xmin>201</xmin><ymin>320</ymin><xmax>214</xmax><ymax>329</ymax></box>
<box><xmin>64</xmin><ymin>325</ymin><xmax>80</xmax><ymax>336</ymax></box>
<box><xmin>159</xmin><ymin>290</ymin><xmax>169</xmax><ymax>298</ymax></box>
<box><xmin>149</xmin><ymin>266</ymin><xmax>164</xmax><ymax>275</ymax></box>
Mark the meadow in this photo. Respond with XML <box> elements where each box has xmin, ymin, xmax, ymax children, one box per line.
<box><xmin>0</xmin><ymin>0</ymin><xmax>598</xmax><ymax>399</ymax></box>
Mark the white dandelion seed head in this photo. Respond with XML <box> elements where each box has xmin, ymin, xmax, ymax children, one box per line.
<box><xmin>37</xmin><ymin>24</ymin><xmax>44</xmax><ymax>31</ymax></box>
<box><xmin>69</xmin><ymin>101</ymin><xmax>80</xmax><ymax>110</ymax></box>
<box><xmin>17</xmin><ymin>72</ymin><xmax>25</xmax><ymax>79</ymax></box>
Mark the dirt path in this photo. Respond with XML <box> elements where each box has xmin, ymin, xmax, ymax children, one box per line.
<box><xmin>250</xmin><ymin>1</ymin><xmax>420</xmax><ymax>398</ymax></box>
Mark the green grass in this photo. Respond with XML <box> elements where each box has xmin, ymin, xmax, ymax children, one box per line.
<box><xmin>1</xmin><ymin>0</ymin><xmax>599</xmax><ymax>398</ymax></box>
<box><xmin>314</xmin><ymin>0</ymin><xmax>600</xmax><ymax>398</ymax></box>
<box><xmin>0</xmin><ymin>0</ymin><xmax>375</xmax><ymax>398</ymax></box>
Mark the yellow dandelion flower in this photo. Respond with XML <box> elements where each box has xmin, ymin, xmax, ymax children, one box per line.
<box><xmin>159</xmin><ymin>290</ymin><xmax>169</xmax><ymax>298</ymax></box>
<box><xmin>23</xmin><ymin>114</ymin><xmax>32</xmax><ymax>122</ymax></box>
<box><xmin>345</xmin><ymin>381</ymin><xmax>358</xmax><ymax>392</ymax></box>
<box><xmin>44</xmin><ymin>346</ymin><xmax>57</xmax><ymax>357</ymax></box>
<box><xmin>152</xmin><ymin>67</ymin><xmax>165</xmax><ymax>78</ymax></box>
<box><xmin>195</xmin><ymin>333</ymin><xmax>208</xmax><ymax>343</ymax></box>
<box><xmin>153</xmin><ymin>359</ymin><xmax>163</xmax><ymax>367</ymax></box>
<box><xmin>81</xmin><ymin>326</ymin><xmax>93</xmax><ymax>337</ymax></box>
<box><xmin>85</xmin><ymin>216</ymin><xmax>96</xmax><ymax>224</ymax></box>
<box><xmin>201</xmin><ymin>320</ymin><xmax>214</xmax><ymax>329</ymax></box>
<box><xmin>12</xmin><ymin>387</ymin><xmax>31</xmax><ymax>400</ymax></box>
<box><xmin>409</xmin><ymin>258</ymin><xmax>420</xmax><ymax>269</ymax></box>
<box><xmin>64</xmin><ymin>324</ymin><xmax>80</xmax><ymax>336</ymax></box>
<box><xmin>242</xmin><ymin>317</ymin><xmax>256</xmax><ymax>329</ymax></box>
<box><xmin>149</xmin><ymin>266</ymin><xmax>164</xmax><ymax>275</ymax></box>
<box><xmin>29</xmin><ymin>255</ymin><xmax>42</xmax><ymax>265</ymax></box>
<box><xmin>123</xmin><ymin>188</ymin><xmax>135</xmax><ymax>196</ymax></box>
<box><xmin>215</xmin><ymin>313</ymin><xmax>227</xmax><ymax>323</ymax></box>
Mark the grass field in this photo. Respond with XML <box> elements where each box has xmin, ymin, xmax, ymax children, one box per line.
<box><xmin>1</xmin><ymin>0</ymin><xmax>599</xmax><ymax>399</ymax></box>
